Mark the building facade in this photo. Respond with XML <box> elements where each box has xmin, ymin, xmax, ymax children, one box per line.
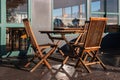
<box><xmin>0</xmin><ymin>0</ymin><xmax>120</xmax><ymax>57</ymax></box>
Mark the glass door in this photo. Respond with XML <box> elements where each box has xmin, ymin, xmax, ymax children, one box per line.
<box><xmin>6</xmin><ymin>0</ymin><xmax>31</xmax><ymax>52</ymax></box>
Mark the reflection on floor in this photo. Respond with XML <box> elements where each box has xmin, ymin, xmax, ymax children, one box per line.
<box><xmin>0</xmin><ymin>52</ymin><xmax>120</xmax><ymax>80</ymax></box>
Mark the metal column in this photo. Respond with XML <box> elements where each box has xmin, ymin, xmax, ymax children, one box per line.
<box><xmin>118</xmin><ymin>0</ymin><xmax>120</xmax><ymax>25</ymax></box>
<box><xmin>0</xmin><ymin>0</ymin><xmax>7</xmax><ymax>56</ymax></box>
<box><xmin>86</xmin><ymin>0</ymin><xmax>91</xmax><ymax>21</ymax></box>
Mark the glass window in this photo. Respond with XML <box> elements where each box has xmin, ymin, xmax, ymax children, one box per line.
<box><xmin>53</xmin><ymin>8</ymin><xmax>63</xmax><ymax>27</ymax></box>
<box><xmin>91</xmin><ymin>0</ymin><xmax>105</xmax><ymax>12</ymax></box>
<box><xmin>91</xmin><ymin>14</ymin><xmax>104</xmax><ymax>17</ymax></box>
<box><xmin>72</xmin><ymin>6</ymin><xmax>79</xmax><ymax>18</ymax></box>
<box><xmin>106</xmin><ymin>0</ymin><xmax>118</xmax><ymax>13</ymax></box>
<box><xmin>81</xmin><ymin>3</ymin><xmax>86</xmax><ymax>18</ymax></box>
<box><xmin>6</xmin><ymin>0</ymin><xmax>28</xmax><ymax>23</ymax></box>
<box><xmin>91</xmin><ymin>0</ymin><xmax>118</xmax><ymax>24</ymax></box>
<box><xmin>65</xmin><ymin>7</ymin><xmax>71</xmax><ymax>18</ymax></box>
<box><xmin>53</xmin><ymin>8</ymin><xmax>62</xmax><ymax>18</ymax></box>
<box><xmin>53</xmin><ymin>0</ymin><xmax>86</xmax><ymax>28</ymax></box>
<box><xmin>80</xmin><ymin>0</ymin><xmax>86</xmax><ymax>25</ymax></box>
<box><xmin>91</xmin><ymin>1</ymin><xmax>100</xmax><ymax>12</ymax></box>
<box><xmin>107</xmin><ymin>15</ymin><xmax>118</xmax><ymax>24</ymax></box>
<box><xmin>91</xmin><ymin>0</ymin><xmax>118</xmax><ymax>13</ymax></box>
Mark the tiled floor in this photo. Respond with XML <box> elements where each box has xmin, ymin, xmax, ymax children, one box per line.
<box><xmin>0</xmin><ymin>51</ymin><xmax>120</xmax><ymax>80</ymax></box>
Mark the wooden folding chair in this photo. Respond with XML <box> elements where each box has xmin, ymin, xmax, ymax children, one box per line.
<box><xmin>23</xmin><ymin>18</ymin><xmax>58</xmax><ymax>72</ymax></box>
<box><xmin>74</xmin><ymin>17</ymin><xmax>108</xmax><ymax>73</ymax></box>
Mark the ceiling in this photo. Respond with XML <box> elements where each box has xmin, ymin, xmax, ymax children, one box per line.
<box><xmin>53</xmin><ymin>0</ymin><xmax>82</xmax><ymax>9</ymax></box>
<box><xmin>53</xmin><ymin>0</ymin><xmax>99</xmax><ymax>9</ymax></box>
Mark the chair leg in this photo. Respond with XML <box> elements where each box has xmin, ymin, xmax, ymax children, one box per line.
<box><xmin>91</xmin><ymin>51</ymin><xmax>107</xmax><ymax>70</ymax></box>
<box><xmin>25</xmin><ymin>61</ymin><xmax>32</xmax><ymax>68</ymax></box>
<box><xmin>75</xmin><ymin>59</ymin><xmax>80</xmax><ymax>68</ymax></box>
<box><xmin>30</xmin><ymin>51</ymin><xmax>54</xmax><ymax>72</ymax></box>
<box><xmin>63</xmin><ymin>56</ymin><xmax>69</xmax><ymax>65</ymax></box>
<box><xmin>30</xmin><ymin>47</ymin><xmax>56</xmax><ymax>72</ymax></box>
<box><xmin>58</xmin><ymin>48</ymin><xmax>64</xmax><ymax>56</ymax></box>
<box><xmin>79</xmin><ymin>58</ymin><xmax>91</xmax><ymax>73</ymax></box>
<box><xmin>96</xmin><ymin>55</ymin><xmax>107</xmax><ymax>70</ymax></box>
<box><xmin>24</xmin><ymin>55</ymin><xmax>37</xmax><ymax>68</ymax></box>
<box><xmin>30</xmin><ymin>59</ymin><xmax>51</xmax><ymax>72</ymax></box>
<box><xmin>75</xmin><ymin>52</ymin><xmax>91</xmax><ymax>73</ymax></box>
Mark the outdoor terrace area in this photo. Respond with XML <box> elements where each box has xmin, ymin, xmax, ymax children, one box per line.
<box><xmin>0</xmin><ymin>48</ymin><xmax>120</xmax><ymax>80</ymax></box>
<box><xmin>1</xmin><ymin>17</ymin><xmax>120</xmax><ymax>80</ymax></box>
<box><xmin>0</xmin><ymin>0</ymin><xmax>120</xmax><ymax>80</ymax></box>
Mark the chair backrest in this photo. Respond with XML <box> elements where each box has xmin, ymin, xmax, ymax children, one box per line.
<box><xmin>83</xmin><ymin>21</ymin><xmax>90</xmax><ymax>30</ymax></box>
<box><xmin>80</xmin><ymin>21</ymin><xmax>90</xmax><ymax>43</ymax></box>
<box><xmin>23</xmin><ymin>18</ymin><xmax>43</xmax><ymax>57</ymax></box>
<box><xmin>84</xmin><ymin>17</ymin><xmax>107</xmax><ymax>49</ymax></box>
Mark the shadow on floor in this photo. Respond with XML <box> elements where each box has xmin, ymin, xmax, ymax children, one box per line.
<box><xmin>0</xmin><ymin>53</ymin><xmax>120</xmax><ymax>80</ymax></box>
